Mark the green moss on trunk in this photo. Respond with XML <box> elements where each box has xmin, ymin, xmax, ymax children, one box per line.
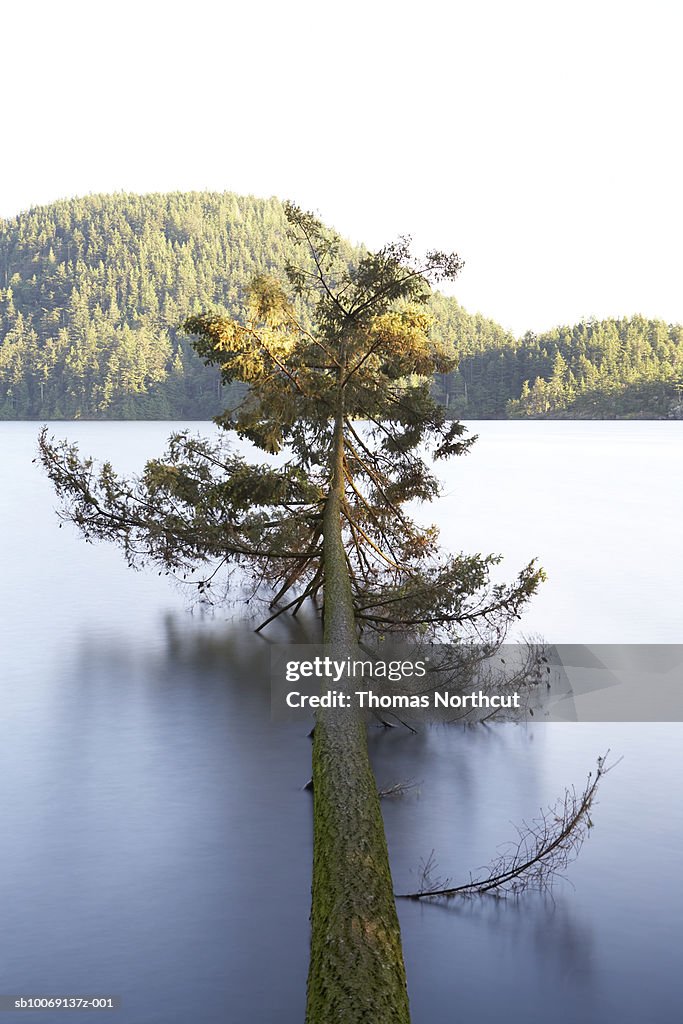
<box><xmin>305</xmin><ymin>411</ymin><xmax>411</xmax><ymax>1023</ymax></box>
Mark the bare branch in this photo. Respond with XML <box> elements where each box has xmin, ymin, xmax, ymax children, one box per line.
<box><xmin>378</xmin><ymin>779</ymin><xmax>420</xmax><ymax>799</ymax></box>
<box><xmin>398</xmin><ymin>753</ymin><xmax>620</xmax><ymax>900</ymax></box>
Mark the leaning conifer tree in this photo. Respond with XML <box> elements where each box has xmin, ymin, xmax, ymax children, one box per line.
<box><xmin>39</xmin><ymin>203</ymin><xmax>544</xmax><ymax>1024</ymax></box>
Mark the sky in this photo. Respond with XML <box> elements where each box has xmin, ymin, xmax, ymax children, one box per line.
<box><xmin>2</xmin><ymin>0</ymin><xmax>682</xmax><ymax>335</ymax></box>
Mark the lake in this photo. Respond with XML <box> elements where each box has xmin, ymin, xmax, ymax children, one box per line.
<box><xmin>1</xmin><ymin>421</ymin><xmax>681</xmax><ymax>1023</ymax></box>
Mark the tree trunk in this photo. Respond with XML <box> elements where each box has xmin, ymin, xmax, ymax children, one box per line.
<box><xmin>305</xmin><ymin>412</ymin><xmax>411</xmax><ymax>1023</ymax></box>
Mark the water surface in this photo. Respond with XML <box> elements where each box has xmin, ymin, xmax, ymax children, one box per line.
<box><xmin>1</xmin><ymin>421</ymin><xmax>681</xmax><ymax>1023</ymax></box>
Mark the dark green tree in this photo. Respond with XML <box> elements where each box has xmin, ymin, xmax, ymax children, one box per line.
<box><xmin>39</xmin><ymin>203</ymin><xmax>544</xmax><ymax>1024</ymax></box>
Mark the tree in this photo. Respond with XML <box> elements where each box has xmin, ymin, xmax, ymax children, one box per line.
<box><xmin>39</xmin><ymin>203</ymin><xmax>545</xmax><ymax>1024</ymax></box>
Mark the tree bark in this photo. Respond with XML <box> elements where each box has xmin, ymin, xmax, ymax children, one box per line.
<box><xmin>305</xmin><ymin>410</ymin><xmax>411</xmax><ymax>1023</ymax></box>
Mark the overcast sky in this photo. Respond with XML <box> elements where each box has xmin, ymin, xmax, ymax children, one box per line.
<box><xmin>2</xmin><ymin>0</ymin><xmax>681</xmax><ymax>335</ymax></box>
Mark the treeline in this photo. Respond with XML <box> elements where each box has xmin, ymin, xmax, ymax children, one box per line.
<box><xmin>1</xmin><ymin>192</ymin><xmax>682</xmax><ymax>419</ymax></box>
<box><xmin>459</xmin><ymin>318</ymin><xmax>683</xmax><ymax>419</ymax></box>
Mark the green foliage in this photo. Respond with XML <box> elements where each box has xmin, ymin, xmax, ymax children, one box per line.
<box><xmin>3</xmin><ymin>192</ymin><xmax>681</xmax><ymax>420</ymax></box>
<box><xmin>39</xmin><ymin>203</ymin><xmax>544</xmax><ymax>644</ymax></box>
<box><xmin>445</xmin><ymin>316</ymin><xmax>683</xmax><ymax>419</ymax></box>
<box><xmin>504</xmin><ymin>317</ymin><xmax>683</xmax><ymax>418</ymax></box>
<box><xmin>0</xmin><ymin>192</ymin><xmax>295</xmax><ymax>418</ymax></box>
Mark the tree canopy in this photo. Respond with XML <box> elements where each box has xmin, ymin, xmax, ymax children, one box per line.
<box><xmin>39</xmin><ymin>202</ymin><xmax>543</xmax><ymax>644</ymax></box>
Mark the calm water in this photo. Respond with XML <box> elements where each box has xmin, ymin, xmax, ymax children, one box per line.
<box><xmin>1</xmin><ymin>421</ymin><xmax>682</xmax><ymax>1024</ymax></box>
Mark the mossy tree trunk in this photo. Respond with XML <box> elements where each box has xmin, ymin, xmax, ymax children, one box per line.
<box><xmin>305</xmin><ymin>401</ymin><xmax>411</xmax><ymax>1023</ymax></box>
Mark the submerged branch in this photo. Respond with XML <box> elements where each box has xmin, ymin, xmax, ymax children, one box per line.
<box><xmin>398</xmin><ymin>753</ymin><xmax>619</xmax><ymax>900</ymax></box>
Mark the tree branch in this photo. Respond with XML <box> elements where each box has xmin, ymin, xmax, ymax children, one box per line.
<box><xmin>397</xmin><ymin>754</ymin><xmax>619</xmax><ymax>900</ymax></box>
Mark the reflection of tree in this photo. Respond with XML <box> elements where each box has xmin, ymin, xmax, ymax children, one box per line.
<box><xmin>413</xmin><ymin>892</ymin><xmax>597</xmax><ymax>995</ymax></box>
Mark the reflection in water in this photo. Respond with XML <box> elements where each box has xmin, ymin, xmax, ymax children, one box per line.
<box><xmin>0</xmin><ymin>616</ymin><xmax>312</xmax><ymax>1024</ymax></box>
<box><xmin>413</xmin><ymin>893</ymin><xmax>596</xmax><ymax>987</ymax></box>
<box><xmin>399</xmin><ymin>893</ymin><xmax>599</xmax><ymax>1024</ymax></box>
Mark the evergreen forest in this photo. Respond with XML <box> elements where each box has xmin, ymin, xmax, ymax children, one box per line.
<box><xmin>1</xmin><ymin>191</ymin><xmax>682</xmax><ymax>420</ymax></box>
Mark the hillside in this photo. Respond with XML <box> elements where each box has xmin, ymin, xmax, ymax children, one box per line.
<box><xmin>1</xmin><ymin>192</ymin><xmax>682</xmax><ymax>419</ymax></box>
<box><xmin>0</xmin><ymin>192</ymin><xmax>294</xmax><ymax>418</ymax></box>
<box><xmin>465</xmin><ymin>319</ymin><xmax>683</xmax><ymax>419</ymax></box>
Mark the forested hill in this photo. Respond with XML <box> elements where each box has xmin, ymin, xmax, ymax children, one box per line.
<box><xmin>0</xmin><ymin>193</ymin><xmax>298</xmax><ymax>419</ymax></box>
<box><xmin>1</xmin><ymin>191</ymin><xmax>682</xmax><ymax>419</ymax></box>
<box><xmin>453</xmin><ymin>318</ymin><xmax>683</xmax><ymax>419</ymax></box>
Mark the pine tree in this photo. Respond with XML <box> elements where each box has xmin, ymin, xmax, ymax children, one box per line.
<box><xmin>39</xmin><ymin>204</ymin><xmax>543</xmax><ymax>1023</ymax></box>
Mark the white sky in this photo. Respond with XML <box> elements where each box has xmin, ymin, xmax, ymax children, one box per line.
<box><xmin>2</xmin><ymin>0</ymin><xmax>681</xmax><ymax>335</ymax></box>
